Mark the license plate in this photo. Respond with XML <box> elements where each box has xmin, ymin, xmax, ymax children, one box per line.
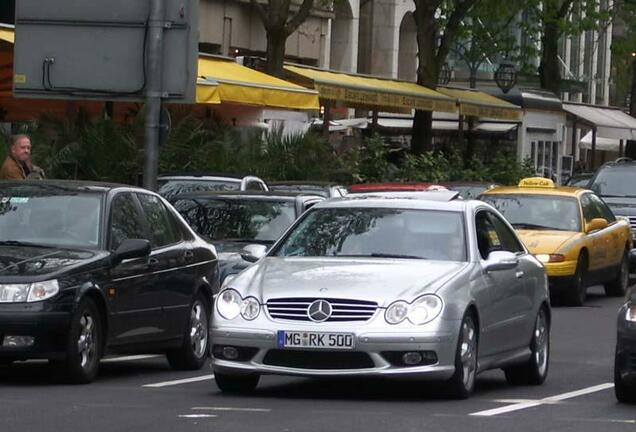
<box><xmin>277</xmin><ymin>331</ymin><xmax>355</xmax><ymax>350</ymax></box>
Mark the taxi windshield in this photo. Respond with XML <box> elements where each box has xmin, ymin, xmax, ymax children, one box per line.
<box><xmin>481</xmin><ymin>194</ymin><xmax>581</xmax><ymax>232</ymax></box>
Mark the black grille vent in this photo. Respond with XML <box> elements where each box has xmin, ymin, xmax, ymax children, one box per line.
<box><xmin>266</xmin><ymin>297</ymin><xmax>378</xmax><ymax>322</ymax></box>
<box><xmin>263</xmin><ymin>349</ymin><xmax>374</xmax><ymax>369</ymax></box>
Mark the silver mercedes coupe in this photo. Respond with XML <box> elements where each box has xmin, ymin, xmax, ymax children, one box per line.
<box><xmin>210</xmin><ymin>191</ymin><xmax>550</xmax><ymax>398</ymax></box>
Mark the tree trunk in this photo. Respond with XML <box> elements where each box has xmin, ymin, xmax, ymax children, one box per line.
<box><xmin>539</xmin><ymin>21</ymin><xmax>561</xmax><ymax>95</ymax></box>
<box><xmin>265</xmin><ymin>30</ymin><xmax>287</xmax><ymax>78</ymax></box>
<box><xmin>412</xmin><ymin>4</ymin><xmax>439</xmax><ymax>154</ymax></box>
<box><xmin>626</xmin><ymin>58</ymin><xmax>636</xmax><ymax>158</ymax></box>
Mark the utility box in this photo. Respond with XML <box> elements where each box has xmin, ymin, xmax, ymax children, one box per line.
<box><xmin>13</xmin><ymin>0</ymin><xmax>198</xmax><ymax>103</ymax></box>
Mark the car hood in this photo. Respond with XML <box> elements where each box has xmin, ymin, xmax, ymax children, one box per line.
<box><xmin>516</xmin><ymin>230</ymin><xmax>580</xmax><ymax>254</ymax></box>
<box><xmin>601</xmin><ymin>197</ymin><xmax>636</xmax><ymax>216</ymax></box>
<box><xmin>0</xmin><ymin>245</ymin><xmax>103</xmax><ymax>279</ymax></box>
<box><xmin>233</xmin><ymin>257</ymin><xmax>469</xmax><ymax>306</ymax></box>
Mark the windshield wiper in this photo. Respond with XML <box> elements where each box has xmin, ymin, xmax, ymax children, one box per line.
<box><xmin>600</xmin><ymin>194</ymin><xmax>636</xmax><ymax>198</ymax></box>
<box><xmin>0</xmin><ymin>240</ymin><xmax>57</xmax><ymax>248</ymax></box>
<box><xmin>219</xmin><ymin>238</ymin><xmax>274</xmax><ymax>245</ymax></box>
<box><xmin>511</xmin><ymin>223</ymin><xmax>559</xmax><ymax>230</ymax></box>
<box><xmin>333</xmin><ymin>253</ymin><xmax>426</xmax><ymax>259</ymax></box>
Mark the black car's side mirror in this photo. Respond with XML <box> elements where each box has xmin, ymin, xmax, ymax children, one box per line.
<box><xmin>111</xmin><ymin>239</ymin><xmax>151</xmax><ymax>266</ymax></box>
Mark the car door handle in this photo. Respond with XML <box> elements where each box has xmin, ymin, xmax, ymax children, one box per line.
<box><xmin>148</xmin><ymin>257</ymin><xmax>160</xmax><ymax>266</ymax></box>
<box><xmin>183</xmin><ymin>250</ymin><xmax>194</xmax><ymax>260</ymax></box>
<box><xmin>515</xmin><ymin>271</ymin><xmax>524</xmax><ymax>279</ymax></box>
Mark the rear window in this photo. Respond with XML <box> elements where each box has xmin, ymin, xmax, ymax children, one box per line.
<box><xmin>157</xmin><ymin>179</ymin><xmax>241</xmax><ymax>200</ymax></box>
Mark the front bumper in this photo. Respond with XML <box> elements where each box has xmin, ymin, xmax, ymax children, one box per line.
<box><xmin>544</xmin><ymin>260</ymin><xmax>577</xmax><ymax>278</ymax></box>
<box><xmin>0</xmin><ymin>302</ymin><xmax>73</xmax><ymax>360</ymax></box>
<box><xmin>210</xmin><ymin>324</ymin><xmax>459</xmax><ymax>380</ymax></box>
<box><xmin>616</xmin><ymin>316</ymin><xmax>636</xmax><ymax>383</ymax></box>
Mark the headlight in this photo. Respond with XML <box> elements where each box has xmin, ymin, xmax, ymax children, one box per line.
<box><xmin>626</xmin><ymin>305</ymin><xmax>636</xmax><ymax>322</ymax></box>
<box><xmin>216</xmin><ymin>289</ymin><xmax>261</xmax><ymax>321</ymax></box>
<box><xmin>408</xmin><ymin>295</ymin><xmax>443</xmax><ymax>325</ymax></box>
<box><xmin>385</xmin><ymin>295</ymin><xmax>443</xmax><ymax>325</ymax></box>
<box><xmin>217</xmin><ymin>289</ymin><xmax>242</xmax><ymax>320</ymax></box>
<box><xmin>385</xmin><ymin>301</ymin><xmax>409</xmax><ymax>324</ymax></box>
<box><xmin>0</xmin><ymin>280</ymin><xmax>59</xmax><ymax>303</ymax></box>
<box><xmin>240</xmin><ymin>297</ymin><xmax>260</xmax><ymax>320</ymax></box>
<box><xmin>535</xmin><ymin>254</ymin><xmax>565</xmax><ymax>263</ymax></box>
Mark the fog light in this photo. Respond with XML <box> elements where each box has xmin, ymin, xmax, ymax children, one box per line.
<box><xmin>402</xmin><ymin>352</ymin><xmax>423</xmax><ymax>365</ymax></box>
<box><xmin>222</xmin><ymin>346</ymin><xmax>239</xmax><ymax>360</ymax></box>
<box><xmin>3</xmin><ymin>336</ymin><xmax>34</xmax><ymax>347</ymax></box>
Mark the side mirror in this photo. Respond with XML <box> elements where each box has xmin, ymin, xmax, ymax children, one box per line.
<box><xmin>585</xmin><ymin>218</ymin><xmax>608</xmax><ymax>233</ymax></box>
<box><xmin>240</xmin><ymin>244</ymin><xmax>268</xmax><ymax>263</ymax></box>
<box><xmin>484</xmin><ymin>250</ymin><xmax>519</xmax><ymax>272</ymax></box>
<box><xmin>111</xmin><ymin>239</ymin><xmax>151</xmax><ymax>266</ymax></box>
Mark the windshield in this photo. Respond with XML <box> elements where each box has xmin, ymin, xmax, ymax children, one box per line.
<box><xmin>271</xmin><ymin>207</ymin><xmax>466</xmax><ymax>261</ymax></box>
<box><xmin>173</xmin><ymin>198</ymin><xmax>296</xmax><ymax>243</ymax></box>
<box><xmin>481</xmin><ymin>194</ymin><xmax>581</xmax><ymax>232</ymax></box>
<box><xmin>0</xmin><ymin>187</ymin><xmax>102</xmax><ymax>248</ymax></box>
<box><xmin>157</xmin><ymin>179</ymin><xmax>241</xmax><ymax>200</ymax></box>
<box><xmin>589</xmin><ymin>167</ymin><xmax>636</xmax><ymax>197</ymax></box>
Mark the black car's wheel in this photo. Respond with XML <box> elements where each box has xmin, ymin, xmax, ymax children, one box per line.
<box><xmin>605</xmin><ymin>251</ymin><xmax>629</xmax><ymax>298</ymax></box>
<box><xmin>615</xmin><ymin>348</ymin><xmax>636</xmax><ymax>403</ymax></box>
<box><xmin>167</xmin><ymin>294</ymin><xmax>209</xmax><ymax>370</ymax></box>
<box><xmin>215</xmin><ymin>372</ymin><xmax>260</xmax><ymax>394</ymax></box>
<box><xmin>446</xmin><ymin>313</ymin><xmax>478</xmax><ymax>399</ymax></box>
<box><xmin>60</xmin><ymin>298</ymin><xmax>102</xmax><ymax>384</ymax></box>
<box><xmin>564</xmin><ymin>254</ymin><xmax>587</xmax><ymax>307</ymax></box>
<box><xmin>504</xmin><ymin>306</ymin><xmax>550</xmax><ymax>385</ymax></box>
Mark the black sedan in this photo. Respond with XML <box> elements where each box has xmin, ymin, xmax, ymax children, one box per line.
<box><xmin>615</xmin><ymin>274</ymin><xmax>636</xmax><ymax>403</ymax></box>
<box><xmin>0</xmin><ymin>181</ymin><xmax>219</xmax><ymax>383</ymax></box>
<box><xmin>171</xmin><ymin>191</ymin><xmax>324</xmax><ymax>284</ymax></box>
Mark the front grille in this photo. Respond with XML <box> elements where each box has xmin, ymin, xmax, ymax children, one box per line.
<box><xmin>266</xmin><ymin>297</ymin><xmax>378</xmax><ymax>322</ymax></box>
<box><xmin>263</xmin><ymin>349</ymin><xmax>374</xmax><ymax>369</ymax></box>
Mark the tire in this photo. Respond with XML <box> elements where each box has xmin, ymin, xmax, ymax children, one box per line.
<box><xmin>60</xmin><ymin>298</ymin><xmax>103</xmax><ymax>384</ymax></box>
<box><xmin>446</xmin><ymin>312</ymin><xmax>478</xmax><ymax>399</ymax></box>
<box><xmin>167</xmin><ymin>294</ymin><xmax>209</xmax><ymax>370</ymax></box>
<box><xmin>215</xmin><ymin>371</ymin><xmax>260</xmax><ymax>394</ymax></box>
<box><xmin>605</xmin><ymin>251</ymin><xmax>629</xmax><ymax>297</ymax></box>
<box><xmin>615</xmin><ymin>348</ymin><xmax>636</xmax><ymax>403</ymax></box>
<box><xmin>563</xmin><ymin>254</ymin><xmax>587</xmax><ymax>307</ymax></box>
<box><xmin>504</xmin><ymin>307</ymin><xmax>550</xmax><ymax>385</ymax></box>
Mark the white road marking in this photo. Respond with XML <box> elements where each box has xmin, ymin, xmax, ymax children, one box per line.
<box><xmin>192</xmin><ymin>407</ymin><xmax>271</xmax><ymax>412</ymax></box>
<box><xmin>143</xmin><ymin>374</ymin><xmax>215</xmax><ymax>388</ymax></box>
<box><xmin>178</xmin><ymin>414</ymin><xmax>217</xmax><ymax>419</ymax></box>
<box><xmin>101</xmin><ymin>355</ymin><xmax>161</xmax><ymax>363</ymax></box>
<box><xmin>470</xmin><ymin>383</ymin><xmax>615</xmax><ymax>416</ymax></box>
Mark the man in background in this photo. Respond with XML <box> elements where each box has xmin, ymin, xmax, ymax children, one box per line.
<box><xmin>0</xmin><ymin>134</ymin><xmax>45</xmax><ymax>180</ymax></box>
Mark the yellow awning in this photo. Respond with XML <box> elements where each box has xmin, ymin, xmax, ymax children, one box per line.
<box><xmin>436</xmin><ymin>87</ymin><xmax>521</xmax><ymax>121</ymax></box>
<box><xmin>0</xmin><ymin>26</ymin><xmax>14</xmax><ymax>44</ymax></box>
<box><xmin>284</xmin><ymin>64</ymin><xmax>457</xmax><ymax>113</ymax></box>
<box><xmin>198</xmin><ymin>56</ymin><xmax>319</xmax><ymax>110</ymax></box>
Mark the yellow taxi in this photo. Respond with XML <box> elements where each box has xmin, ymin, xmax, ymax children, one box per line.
<box><xmin>480</xmin><ymin>177</ymin><xmax>632</xmax><ymax>306</ymax></box>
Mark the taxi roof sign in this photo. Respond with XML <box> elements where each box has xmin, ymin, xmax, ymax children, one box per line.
<box><xmin>518</xmin><ymin>177</ymin><xmax>556</xmax><ymax>188</ymax></box>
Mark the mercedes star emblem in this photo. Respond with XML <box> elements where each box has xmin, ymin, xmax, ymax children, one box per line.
<box><xmin>307</xmin><ymin>299</ymin><xmax>332</xmax><ymax>322</ymax></box>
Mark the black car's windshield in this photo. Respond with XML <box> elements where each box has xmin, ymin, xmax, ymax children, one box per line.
<box><xmin>173</xmin><ymin>198</ymin><xmax>296</xmax><ymax>243</ymax></box>
<box><xmin>589</xmin><ymin>167</ymin><xmax>636</xmax><ymax>197</ymax></box>
<box><xmin>0</xmin><ymin>187</ymin><xmax>102</xmax><ymax>248</ymax></box>
<box><xmin>271</xmin><ymin>207</ymin><xmax>466</xmax><ymax>261</ymax></box>
<box><xmin>158</xmin><ymin>179</ymin><xmax>241</xmax><ymax>200</ymax></box>
<box><xmin>481</xmin><ymin>194</ymin><xmax>581</xmax><ymax>232</ymax></box>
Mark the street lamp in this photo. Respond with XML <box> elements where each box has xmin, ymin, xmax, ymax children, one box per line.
<box><xmin>438</xmin><ymin>62</ymin><xmax>452</xmax><ymax>86</ymax></box>
<box><xmin>494</xmin><ymin>62</ymin><xmax>517</xmax><ymax>94</ymax></box>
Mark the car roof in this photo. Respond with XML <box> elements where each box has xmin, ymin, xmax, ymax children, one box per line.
<box><xmin>269</xmin><ymin>181</ymin><xmax>343</xmax><ymax>187</ymax></box>
<box><xmin>348</xmin><ymin>183</ymin><xmax>447</xmax><ymax>192</ymax></box>
<box><xmin>0</xmin><ymin>179</ymin><xmax>146</xmax><ymax>194</ymax></box>
<box><xmin>170</xmin><ymin>190</ymin><xmax>324</xmax><ymax>201</ymax></box>
<box><xmin>482</xmin><ymin>185</ymin><xmax>585</xmax><ymax>197</ymax></box>
<box><xmin>312</xmin><ymin>191</ymin><xmax>467</xmax><ymax>211</ymax></box>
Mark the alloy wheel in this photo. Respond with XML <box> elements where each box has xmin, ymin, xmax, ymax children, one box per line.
<box><xmin>190</xmin><ymin>301</ymin><xmax>208</xmax><ymax>359</ymax></box>
<box><xmin>77</xmin><ymin>313</ymin><xmax>96</xmax><ymax>369</ymax></box>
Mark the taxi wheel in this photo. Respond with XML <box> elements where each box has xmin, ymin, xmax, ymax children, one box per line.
<box><xmin>564</xmin><ymin>254</ymin><xmax>587</xmax><ymax>307</ymax></box>
<box><xmin>605</xmin><ymin>251</ymin><xmax>629</xmax><ymax>297</ymax></box>
<box><xmin>166</xmin><ymin>294</ymin><xmax>209</xmax><ymax>370</ymax></box>
<box><xmin>215</xmin><ymin>372</ymin><xmax>260</xmax><ymax>394</ymax></box>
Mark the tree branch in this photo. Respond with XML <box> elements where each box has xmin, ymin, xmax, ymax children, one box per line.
<box><xmin>251</xmin><ymin>0</ymin><xmax>269</xmax><ymax>28</ymax></box>
<box><xmin>557</xmin><ymin>0</ymin><xmax>575</xmax><ymax>19</ymax></box>
<box><xmin>285</xmin><ymin>0</ymin><xmax>315</xmax><ymax>36</ymax></box>
<box><xmin>437</xmin><ymin>0</ymin><xmax>479</xmax><ymax>63</ymax></box>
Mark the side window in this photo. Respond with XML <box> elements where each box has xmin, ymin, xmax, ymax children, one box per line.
<box><xmin>475</xmin><ymin>211</ymin><xmax>502</xmax><ymax>259</ymax></box>
<box><xmin>137</xmin><ymin>194</ymin><xmax>180</xmax><ymax>248</ymax></box>
<box><xmin>109</xmin><ymin>193</ymin><xmax>147</xmax><ymax>250</ymax></box>
<box><xmin>589</xmin><ymin>194</ymin><xmax>616</xmax><ymax>223</ymax></box>
<box><xmin>580</xmin><ymin>194</ymin><xmax>602</xmax><ymax>222</ymax></box>
<box><xmin>246</xmin><ymin>181</ymin><xmax>265</xmax><ymax>191</ymax></box>
<box><xmin>488</xmin><ymin>213</ymin><xmax>525</xmax><ymax>254</ymax></box>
